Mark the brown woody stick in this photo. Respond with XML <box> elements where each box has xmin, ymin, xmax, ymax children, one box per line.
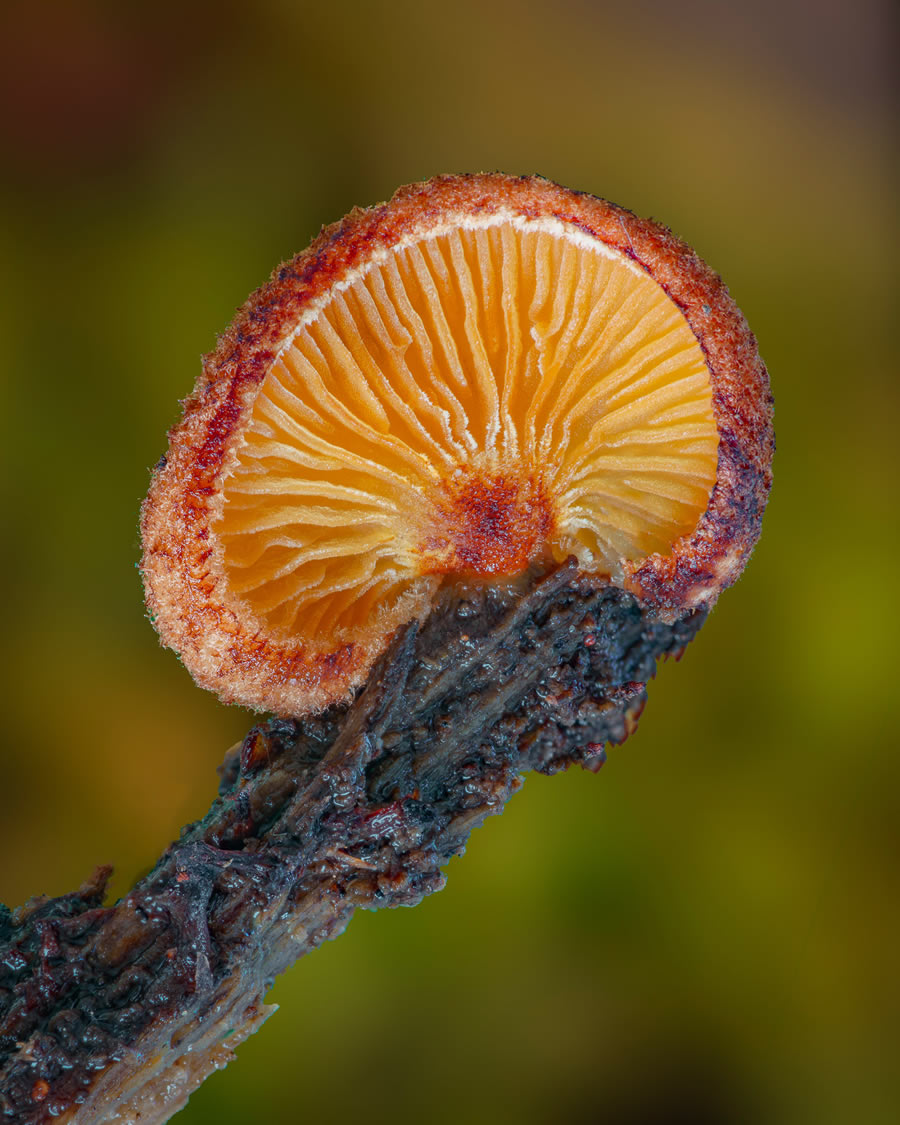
<box><xmin>0</xmin><ymin>561</ymin><xmax>704</xmax><ymax>1124</ymax></box>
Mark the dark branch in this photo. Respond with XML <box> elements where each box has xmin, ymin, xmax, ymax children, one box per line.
<box><xmin>0</xmin><ymin>562</ymin><xmax>704</xmax><ymax>1124</ymax></box>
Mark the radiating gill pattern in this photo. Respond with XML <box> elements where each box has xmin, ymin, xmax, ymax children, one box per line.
<box><xmin>215</xmin><ymin>217</ymin><xmax>718</xmax><ymax>642</ymax></box>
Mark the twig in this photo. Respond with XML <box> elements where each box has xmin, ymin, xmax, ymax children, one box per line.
<box><xmin>0</xmin><ymin>562</ymin><xmax>704</xmax><ymax>1123</ymax></box>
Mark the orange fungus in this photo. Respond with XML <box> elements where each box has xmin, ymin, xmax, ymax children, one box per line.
<box><xmin>140</xmin><ymin>174</ymin><xmax>773</xmax><ymax>716</ymax></box>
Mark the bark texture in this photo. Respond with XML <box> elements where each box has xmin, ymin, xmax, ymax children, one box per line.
<box><xmin>0</xmin><ymin>562</ymin><xmax>705</xmax><ymax>1124</ymax></box>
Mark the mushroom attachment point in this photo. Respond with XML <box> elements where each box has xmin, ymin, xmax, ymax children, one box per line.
<box><xmin>140</xmin><ymin>174</ymin><xmax>773</xmax><ymax>716</ymax></box>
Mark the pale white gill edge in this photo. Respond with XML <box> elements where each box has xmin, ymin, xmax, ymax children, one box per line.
<box><xmin>271</xmin><ymin>210</ymin><xmax>652</xmax><ymax>368</ymax></box>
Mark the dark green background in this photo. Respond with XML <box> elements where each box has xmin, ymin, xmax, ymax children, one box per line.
<box><xmin>1</xmin><ymin>2</ymin><xmax>896</xmax><ymax>1122</ymax></box>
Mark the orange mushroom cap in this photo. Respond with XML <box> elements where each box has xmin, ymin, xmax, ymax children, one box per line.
<box><xmin>140</xmin><ymin>174</ymin><xmax>773</xmax><ymax>716</ymax></box>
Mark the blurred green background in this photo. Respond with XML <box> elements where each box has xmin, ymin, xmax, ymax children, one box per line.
<box><xmin>1</xmin><ymin>1</ymin><xmax>896</xmax><ymax>1122</ymax></box>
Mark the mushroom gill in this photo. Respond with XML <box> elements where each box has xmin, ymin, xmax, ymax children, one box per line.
<box><xmin>215</xmin><ymin>216</ymin><xmax>717</xmax><ymax>651</ymax></box>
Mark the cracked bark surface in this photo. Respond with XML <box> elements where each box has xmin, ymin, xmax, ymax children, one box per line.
<box><xmin>0</xmin><ymin>561</ymin><xmax>706</xmax><ymax>1124</ymax></box>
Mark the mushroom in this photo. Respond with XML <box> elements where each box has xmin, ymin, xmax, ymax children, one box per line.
<box><xmin>141</xmin><ymin>173</ymin><xmax>772</xmax><ymax>715</ymax></box>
